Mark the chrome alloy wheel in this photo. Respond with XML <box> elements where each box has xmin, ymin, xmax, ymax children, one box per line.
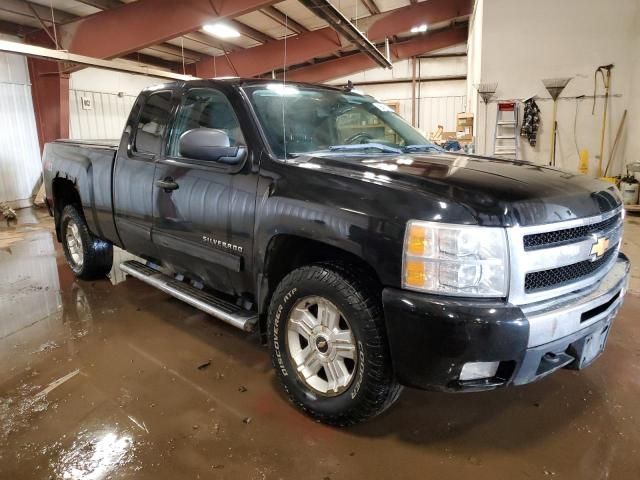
<box><xmin>286</xmin><ymin>296</ymin><xmax>358</xmax><ymax>396</ymax></box>
<box><xmin>65</xmin><ymin>219</ymin><xmax>84</xmax><ymax>267</ymax></box>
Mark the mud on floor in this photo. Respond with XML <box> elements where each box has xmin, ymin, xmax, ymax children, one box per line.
<box><xmin>1</xmin><ymin>208</ymin><xmax>640</xmax><ymax>479</ymax></box>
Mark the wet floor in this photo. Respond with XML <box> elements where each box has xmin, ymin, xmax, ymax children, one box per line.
<box><xmin>1</xmin><ymin>208</ymin><xmax>640</xmax><ymax>479</ymax></box>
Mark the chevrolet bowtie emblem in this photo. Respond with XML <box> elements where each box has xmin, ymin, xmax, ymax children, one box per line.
<box><xmin>590</xmin><ymin>235</ymin><xmax>610</xmax><ymax>260</ymax></box>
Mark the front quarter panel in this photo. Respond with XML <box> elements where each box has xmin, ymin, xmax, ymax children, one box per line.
<box><xmin>254</xmin><ymin>155</ymin><xmax>476</xmax><ymax>288</ymax></box>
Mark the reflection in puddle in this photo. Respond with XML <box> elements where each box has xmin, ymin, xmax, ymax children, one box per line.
<box><xmin>0</xmin><ymin>383</ymin><xmax>50</xmax><ymax>445</ymax></box>
<box><xmin>108</xmin><ymin>247</ymin><xmax>144</xmax><ymax>285</ymax></box>
<box><xmin>0</xmin><ymin>231</ymin><xmax>61</xmax><ymax>338</ymax></box>
<box><xmin>55</xmin><ymin>431</ymin><xmax>134</xmax><ymax>480</ymax></box>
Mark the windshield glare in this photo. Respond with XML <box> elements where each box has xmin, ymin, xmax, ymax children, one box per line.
<box><xmin>243</xmin><ymin>84</ymin><xmax>433</xmax><ymax>158</ymax></box>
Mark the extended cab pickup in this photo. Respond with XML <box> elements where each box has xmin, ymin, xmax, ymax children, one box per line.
<box><xmin>43</xmin><ymin>79</ymin><xmax>630</xmax><ymax>425</ymax></box>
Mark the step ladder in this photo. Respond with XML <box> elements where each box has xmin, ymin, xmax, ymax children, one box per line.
<box><xmin>120</xmin><ymin>260</ymin><xmax>259</xmax><ymax>332</ymax></box>
<box><xmin>493</xmin><ymin>101</ymin><xmax>519</xmax><ymax>159</ymax></box>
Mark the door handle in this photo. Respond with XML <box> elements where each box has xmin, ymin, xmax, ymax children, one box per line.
<box><xmin>155</xmin><ymin>177</ymin><xmax>179</xmax><ymax>192</ymax></box>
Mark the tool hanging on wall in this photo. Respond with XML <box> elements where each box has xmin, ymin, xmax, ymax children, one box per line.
<box><xmin>520</xmin><ymin>97</ymin><xmax>540</xmax><ymax>147</ymax></box>
<box><xmin>475</xmin><ymin>82</ymin><xmax>498</xmax><ymax>155</ymax></box>
<box><xmin>573</xmin><ymin>95</ymin><xmax>590</xmax><ymax>175</ymax></box>
<box><xmin>592</xmin><ymin>64</ymin><xmax>614</xmax><ymax>177</ymax></box>
<box><xmin>542</xmin><ymin>77</ymin><xmax>572</xmax><ymax>167</ymax></box>
<box><xmin>604</xmin><ymin>109</ymin><xmax>627</xmax><ymax>177</ymax></box>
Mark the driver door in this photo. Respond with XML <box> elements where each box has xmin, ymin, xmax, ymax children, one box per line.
<box><xmin>151</xmin><ymin>87</ymin><xmax>255</xmax><ymax>296</ymax></box>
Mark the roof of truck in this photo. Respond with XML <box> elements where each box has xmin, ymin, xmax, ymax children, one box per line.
<box><xmin>142</xmin><ymin>77</ymin><xmax>350</xmax><ymax>93</ymax></box>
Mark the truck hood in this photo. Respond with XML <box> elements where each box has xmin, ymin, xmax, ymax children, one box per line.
<box><xmin>292</xmin><ymin>151</ymin><xmax>621</xmax><ymax>227</ymax></box>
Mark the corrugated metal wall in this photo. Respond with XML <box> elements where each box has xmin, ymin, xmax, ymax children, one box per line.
<box><xmin>355</xmin><ymin>82</ymin><xmax>468</xmax><ymax>137</ymax></box>
<box><xmin>69</xmin><ymin>89</ymin><xmax>137</xmax><ymax>140</ymax></box>
<box><xmin>0</xmin><ymin>51</ymin><xmax>42</xmax><ymax>205</ymax></box>
<box><xmin>416</xmin><ymin>95</ymin><xmax>468</xmax><ymax>134</ymax></box>
<box><xmin>369</xmin><ymin>93</ymin><xmax>467</xmax><ymax>136</ymax></box>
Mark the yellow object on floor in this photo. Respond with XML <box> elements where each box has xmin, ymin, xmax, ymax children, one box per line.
<box><xmin>579</xmin><ymin>149</ymin><xmax>589</xmax><ymax>174</ymax></box>
<box><xmin>600</xmin><ymin>176</ymin><xmax>617</xmax><ymax>184</ymax></box>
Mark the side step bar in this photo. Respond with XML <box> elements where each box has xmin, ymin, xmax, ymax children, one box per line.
<box><xmin>120</xmin><ymin>260</ymin><xmax>259</xmax><ymax>332</ymax></box>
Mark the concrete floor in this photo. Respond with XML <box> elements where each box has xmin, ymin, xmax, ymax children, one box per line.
<box><xmin>1</xmin><ymin>208</ymin><xmax>640</xmax><ymax>480</ymax></box>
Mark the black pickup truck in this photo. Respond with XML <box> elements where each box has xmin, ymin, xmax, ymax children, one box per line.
<box><xmin>43</xmin><ymin>78</ymin><xmax>630</xmax><ymax>425</ymax></box>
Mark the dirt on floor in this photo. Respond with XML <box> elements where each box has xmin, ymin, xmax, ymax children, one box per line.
<box><xmin>1</xmin><ymin>208</ymin><xmax>639</xmax><ymax>479</ymax></box>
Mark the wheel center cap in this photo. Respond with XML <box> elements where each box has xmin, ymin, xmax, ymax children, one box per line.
<box><xmin>315</xmin><ymin>336</ymin><xmax>329</xmax><ymax>354</ymax></box>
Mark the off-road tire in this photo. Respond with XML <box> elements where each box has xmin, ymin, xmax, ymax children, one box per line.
<box><xmin>268</xmin><ymin>262</ymin><xmax>402</xmax><ymax>426</ymax></box>
<box><xmin>60</xmin><ymin>204</ymin><xmax>113</xmax><ymax>280</ymax></box>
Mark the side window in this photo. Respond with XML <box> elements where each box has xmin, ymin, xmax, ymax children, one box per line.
<box><xmin>168</xmin><ymin>88</ymin><xmax>245</xmax><ymax>158</ymax></box>
<box><xmin>134</xmin><ymin>91</ymin><xmax>173</xmax><ymax>155</ymax></box>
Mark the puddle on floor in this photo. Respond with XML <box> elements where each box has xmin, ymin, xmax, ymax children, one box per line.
<box><xmin>0</xmin><ymin>230</ymin><xmax>63</xmax><ymax>352</ymax></box>
<box><xmin>52</xmin><ymin>429</ymin><xmax>137</xmax><ymax>480</ymax></box>
<box><xmin>1</xmin><ymin>208</ymin><xmax>640</xmax><ymax>479</ymax></box>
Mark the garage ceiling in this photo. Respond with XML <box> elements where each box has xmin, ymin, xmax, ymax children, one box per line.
<box><xmin>0</xmin><ymin>0</ymin><xmax>471</xmax><ymax>80</ymax></box>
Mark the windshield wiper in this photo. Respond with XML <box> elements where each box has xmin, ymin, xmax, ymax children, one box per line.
<box><xmin>403</xmin><ymin>144</ymin><xmax>445</xmax><ymax>153</ymax></box>
<box><xmin>329</xmin><ymin>143</ymin><xmax>402</xmax><ymax>154</ymax></box>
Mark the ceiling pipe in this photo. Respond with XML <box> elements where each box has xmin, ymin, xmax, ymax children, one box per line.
<box><xmin>299</xmin><ymin>0</ymin><xmax>392</xmax><ymax>69</ymax></box>
<box><xmin>0</xmin><ymin>39</ymin><xmax>197</xmax><ymax>81</ymax></box>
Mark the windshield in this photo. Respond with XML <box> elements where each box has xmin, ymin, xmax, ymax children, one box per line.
<box><xmin>243</xmin><ymin>83</ymin><xmax>436</xmax><ymax>158</ymax></box>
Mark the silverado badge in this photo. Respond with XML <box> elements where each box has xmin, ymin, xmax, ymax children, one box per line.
<box><xmin>590</xmin><ymin>235</ymin><xmax>610</xmax><ymax>260</ymax></box>
<box><xmin>202</xmin><ymin>235</ymin><xmax>243</xmax><ymax>254</ymax></box>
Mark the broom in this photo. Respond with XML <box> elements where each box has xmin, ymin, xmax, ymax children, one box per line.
<box><xmin>475</xmin><ymin>82</ymin><xmax>498</xmax><ymax>155</ymax></box>
<box><xmin>542</xmin><ymin>77</ymin><xmax>572</xmax><ymax>166</ymax></box>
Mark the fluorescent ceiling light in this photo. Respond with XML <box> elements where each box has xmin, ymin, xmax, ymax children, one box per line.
<box><xmin>203</xmin><ymin>23</ymin><xmax>240</xmax><ymax>39</ymax></box>
<box><xmin>410</xmin><ymin>24</ymin><xmax>428</xmax><ymax>33</ymax></box>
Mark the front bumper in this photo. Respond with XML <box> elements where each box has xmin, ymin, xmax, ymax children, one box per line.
<box><xmin>382</xmin><ymin>253</ymin><xmax>630</xmax><ymax>392</ymax></box>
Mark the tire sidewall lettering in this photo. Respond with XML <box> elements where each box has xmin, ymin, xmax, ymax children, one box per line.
<box><xmin>273</xmin><ymin>287</ymin><xmax>297</xmax><ymax>377</ymax></box>
<box><xmin>351</xmin><ymin>341</ymin><xmax>365</xmax><ymax>399</ymax></box>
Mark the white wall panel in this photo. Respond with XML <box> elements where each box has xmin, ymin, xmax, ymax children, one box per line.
<box><xmin>69</xmin><ymin>89</ymin><xmax>137</xmax><ymax>140</ymax></box>
<box><xmin>0</xmin><ymin>44</ymin><xmax>42</xmax><ymax>204</ymax></box>
<box><xmin>326</xmin><ymin>54</ymin><xmax>468</xmax><ymax>138</ymax></box>
<box><xmin>419</xmin><ymin>95</ymin><xmax>467</xmax><ymax>134</ymax></box>
<box><xmin>355</xmin><ymin>80</ymin><xmax>467</xmax><ymax>137</ymax></box>
<box><xmin>69</xmin><ymin>68</ymin><xmax>162</xmax><ymax>140</ymax></box>
<box><xmin>475</xmin><ymin>0</ymin><xmax>638</xmax><ymax>172</ymax></box>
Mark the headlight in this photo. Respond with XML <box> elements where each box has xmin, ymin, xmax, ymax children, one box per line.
<box><xmin>402</xmin><ymin>220</ymin><xmax>509</xmax><ymax>297</ymax></box>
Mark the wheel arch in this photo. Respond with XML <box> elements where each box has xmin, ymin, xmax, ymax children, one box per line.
<box><xmin>52</xmin><ymin>177</ymin><xmax>82</xmax><ymax>241</ymax></box>
<box><xmin>257</xmin><ymin>233</ymin><xmax>383</xmax><ymax>337</ymax></box>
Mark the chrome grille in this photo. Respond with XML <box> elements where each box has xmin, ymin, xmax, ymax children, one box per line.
<box><xmin>507</xmin><ymin>207</ymin><xmax>623</xmax><ymax>305</ymax></box>
<box><xmin>523</xmin><ymin>213</ymin><xmax>621</xmax><ymax>250</ymax></box>
<box><xmin>524</xmin><ymin>248</ymin><xmax>616</xmax><ymax>292</ymax></box>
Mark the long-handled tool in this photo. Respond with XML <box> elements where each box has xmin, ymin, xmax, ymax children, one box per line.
<box><xmin>592</xmin><ymin>64</ymin><xmax>614</xmax><ymax>177</ymax></box>
<box><xmin>475</xmin><ymin>82</ymin><xmax>498</xmax><ymax>155</ymax></box>
<box><xmin>542</xmin><ymin>77</ymin><xmax>572</xmax><ymax>167</ymax></box>
<box><xmin>604</xmin><ymin>109</ymin><xmax>627</xmax><ymax>177</ymax></box>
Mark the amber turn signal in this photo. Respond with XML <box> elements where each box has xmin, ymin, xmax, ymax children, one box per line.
<box><xmin>404</xmin><ymin>259</ymin><xmax>427</xmax><ymax>287</ymax></box>
<box><xmin>406</xmin><ymin>224</ymin><xmax>428</xmax><ymax>256</ymax></box>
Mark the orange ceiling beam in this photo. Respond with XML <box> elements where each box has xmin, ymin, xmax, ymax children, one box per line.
<box><xmin>194</xmin><ymin>28</ymin><xmax>341</xmax><ymax>78</ymax></box>
<box><xmin>284</xmin><ymin>26</ymin><xmax>468</xmax><ymax>83</ymax></box>
<box><xmin>56</xmin><ymin>0</ymin><xmax>278</xmax><ymax>58</ymax></box>
<box><xmin>193</xmin><ymin>0</ymin><xmax>471</xmax><ymax>78</ymax></box>
<box><xmin>365</xmin><ymin>0</ymin><xmax>470</xmax><ymax>40</ymax></box>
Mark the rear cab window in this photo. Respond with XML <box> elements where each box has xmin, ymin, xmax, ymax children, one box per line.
<box><xmin>133</xmin><ymin>91</ymin><xmax>173</xmax><ymax>156</ymax></box>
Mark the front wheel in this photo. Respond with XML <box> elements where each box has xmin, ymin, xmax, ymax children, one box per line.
<box><xmin>268</xmin><ymin>262</ymin><xmax>401</xmax><ymax>426</ymax></box>
<box><xmin>60</xmin><ymin>205</ymin><xmax>113</xmax><ymax>280</ymax></box>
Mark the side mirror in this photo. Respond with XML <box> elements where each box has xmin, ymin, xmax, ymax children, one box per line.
<box><xmin>179</xmin><ymin>128</ymin><xmax>246</xmax><ymax>164</ymax></box>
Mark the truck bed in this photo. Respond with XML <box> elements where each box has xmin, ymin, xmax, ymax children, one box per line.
<box><xmin>44</xmin><ymin>138</ymin><xmax>120</xmax><ymax>245</ymax></box>
<box><xmin>54</xmin><ymin>138</ymin><xmax>119</xmax><ymax>149</ymax></box>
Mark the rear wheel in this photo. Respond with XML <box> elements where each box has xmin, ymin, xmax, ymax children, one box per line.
<box><xmin>268</xmin><ymin>262</ymin><xmax>402</xmax><ymax>426</ymax></box>
<box><xmin>60</xmin><ymin>205</ymin><xmax>113</xmax><ymax>280</ymax></box>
